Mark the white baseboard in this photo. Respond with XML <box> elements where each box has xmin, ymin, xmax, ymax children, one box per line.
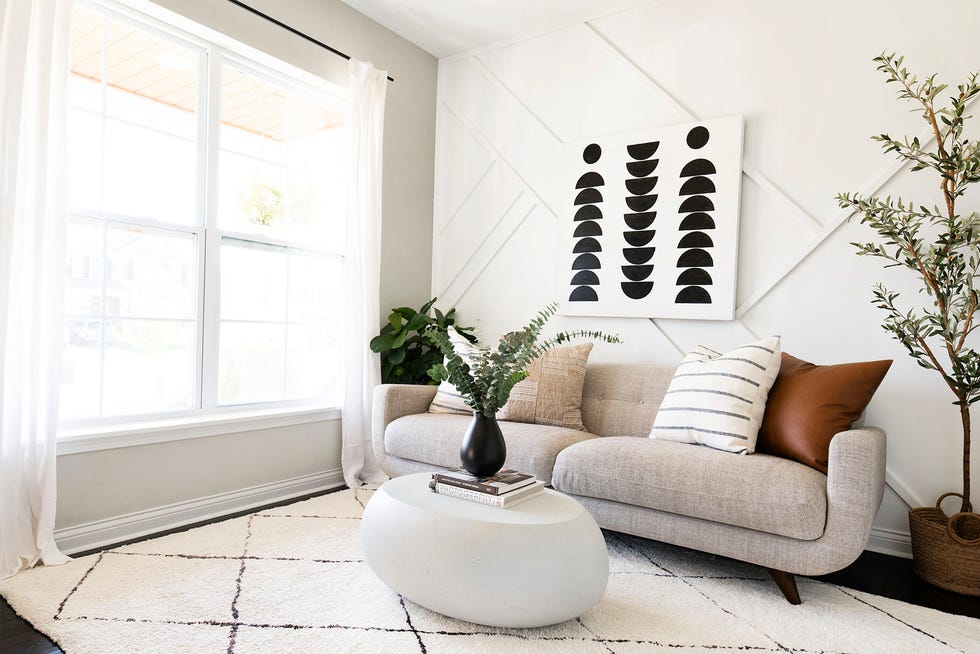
<box><xmin>55</xmin><ymin>468</ymin><xmax>346</xmax><ymax>555</ymax></box>
<box><xmin>865</xmin><ymin>526</ymin><xmax>912</xmax><ymax>559</ymax></box>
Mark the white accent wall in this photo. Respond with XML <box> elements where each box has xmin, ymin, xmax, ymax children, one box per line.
<box><xmin>431</xmin><ymin>0</ymin><xmax>980</xmax><ymax>554</ymax></box>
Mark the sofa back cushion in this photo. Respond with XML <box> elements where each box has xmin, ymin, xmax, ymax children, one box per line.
<box><xmin>581</xmin><ymin>363</ymin><xmax>675</xmax><ymax>437</ymax></box>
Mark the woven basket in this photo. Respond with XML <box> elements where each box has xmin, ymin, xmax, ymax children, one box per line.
<box><xmin>908</xmin><ymin>492</ymin><xmax>980</xmax><ymax>596</ymax></box>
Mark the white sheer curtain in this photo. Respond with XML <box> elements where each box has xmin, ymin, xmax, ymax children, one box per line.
<box><xmin>341</xmin><ymin>59</ymin><xmax>389</xmax><ymax>487</ymax></box>
<box><xmin>0</xmin><ymin>0</ymin><xmax>73</xmax><ymax>579</ymax></box>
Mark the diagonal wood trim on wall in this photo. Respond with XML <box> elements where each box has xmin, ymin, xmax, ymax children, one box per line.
<box><xmin>430</xmin><ymin>5</ymin><xmax>980</xmax><ymax>534</ymax></box>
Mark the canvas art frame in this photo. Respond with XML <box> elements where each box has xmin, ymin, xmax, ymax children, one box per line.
<box><xmin>558</xmin><ymin>116</ymin><xmax>744</xmax><ymax>320</ymax></box>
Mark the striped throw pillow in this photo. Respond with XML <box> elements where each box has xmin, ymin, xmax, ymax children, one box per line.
<box><xmin>428</xmin><ymin>328</ymin><xmax>477</xmax><ymax>415</ymax></box>
<box><xmin>649</xmin><ymin>336</ymin><xmax>781</xmax><ymax>454</ymax></box>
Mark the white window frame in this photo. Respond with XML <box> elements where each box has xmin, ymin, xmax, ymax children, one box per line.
<box><xmin>58</xmin><ymin>0</ymin><xmax>349</xmax><ymax>451</ymax></box>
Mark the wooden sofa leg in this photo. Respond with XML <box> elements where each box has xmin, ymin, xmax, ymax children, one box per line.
<box><xmin>765</xmin><ymin>568</ymin><xmax>801</xmax><ymax>605</ymax></box>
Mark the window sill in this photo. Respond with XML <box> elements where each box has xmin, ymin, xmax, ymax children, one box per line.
<box><xmin>57</xmin><ymin>406</ymin><xmax>342</xmax><ymax>455</ymax></box>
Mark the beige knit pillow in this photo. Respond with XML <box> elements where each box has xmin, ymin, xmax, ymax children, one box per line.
<box><xmin>498</xmin><ymin>342</ymin><xmax>594</xmax><ymax>431</ymax></box>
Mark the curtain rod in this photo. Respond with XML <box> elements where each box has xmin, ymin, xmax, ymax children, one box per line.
<box><xmin>225</xmin><ymin>0</ymin><xmax>395</xmax><ymax>82</ymax></box>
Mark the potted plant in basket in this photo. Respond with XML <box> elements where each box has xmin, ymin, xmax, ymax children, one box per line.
<box><xmin>837</xmin><ymin>53</ymin><xmax>980</xmax><ymax>595</ymax></box>
<box><xmin>426</xmin><ymin>302</ymin><xmax>620</xmax><ymax>477</ymax></box>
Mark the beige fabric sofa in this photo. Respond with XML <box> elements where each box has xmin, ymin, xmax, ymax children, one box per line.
<box><xmin>372</xmin><ymin>363</ymin><xmax>886</xmax><ymax>604</ymax></box>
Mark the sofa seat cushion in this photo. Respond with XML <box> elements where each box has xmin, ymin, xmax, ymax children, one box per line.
<box><xmin>385</xmin><ymin>414</ymin><xmax>597</xmax><ymax>482</ymax></box>
<box><xmin>552</xmin><ymin>437</ymin><xmax>828</xmax><ymax>540</ymax></box>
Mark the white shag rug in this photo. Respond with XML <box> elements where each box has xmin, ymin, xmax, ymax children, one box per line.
<box><xmin>2</xmin><ymin>487</ymin><xmax>978</xmax><ymax>654</ymax></box>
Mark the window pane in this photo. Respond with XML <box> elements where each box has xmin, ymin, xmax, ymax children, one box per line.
<box><xmin>68</xmin><ymin>9</ymin><xmax>200</xmax><ymax>224</ymax></box>
<box><xmin>106</xmin><ymin>225</ymin><xmax>197</xmax><ymax>319</ymax></box>
<box><xmin>66</xmin><ymin>108</ymin><xmax>102</xmax><ymax>209</ymax></box>
<box><xmin>286</xmin><ymin>252</ymin><xmax>341</xmax><ymax>323</ymax></box>
<box><xmin>102</xmin><ymin>118</ymin><xmax>197</xmax><ymax>223</ymax></box>
<box><xmin>220</xmin><ymin>240</ymin><xmax>287</xmax><ymax>321</ymax></box>
<box><xmin>285</xmin><ymin>253</ymin><xmax>342</xmax><ymax>401</ymax></box>
<box><xmin>285</xmin><ymin>323</ymin><xmax>342</xmax><ymax>402</ymax></box>
<box><xmin>60</xmin><ymin>319</ymin><xmax>102</xmax><ymax>421</ymax></box>
<box><xmin>218</xmin><ymin>323</ymin><xmax>285</xmax><ymax>405</ymax></box>
<box><xmin>65</xmin><ymin>218</ymin><xmax>104</xmax><ymax>317</ymax></box>
<box><xmin>69</xmin><ymin>6</ymin><xmax>103</xmax><ymax>99</ymax></box>
<box><xmin>102</xmin><ymin>319</ymin><xmax>196</xmax><ymax>415</ymax></box>
<box><xmin>217</xmin><ymin>64</ymin><xmax>345</xmax><ymax>245</ymax></box>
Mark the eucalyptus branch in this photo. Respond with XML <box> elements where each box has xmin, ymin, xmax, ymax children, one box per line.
<box><xmin>425</xmin><ymin>304</ymin><xmax>620</xmax><ymax>416</ymax></box>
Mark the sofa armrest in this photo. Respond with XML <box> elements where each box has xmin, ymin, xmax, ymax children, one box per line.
<box><xmin>818</xmin><ymin>427</ymin><xmax>887</xmax><ymax>571</ymax></box>
<box><xmin>372</xmin><ymin>384</ymin><xmax>439</xmax><ymax>470</ymax></box>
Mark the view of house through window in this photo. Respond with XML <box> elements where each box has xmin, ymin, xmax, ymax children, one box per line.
<box><xmin>60</xmin><ymin>1</ymin><xmax>346</xmax><ymax>424</ymax></box>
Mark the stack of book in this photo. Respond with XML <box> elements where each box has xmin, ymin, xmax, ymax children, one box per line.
<box><xmin>428</xmin><ymin>468</ymin><xmax>546</xmax><ymax>508</ymax></box>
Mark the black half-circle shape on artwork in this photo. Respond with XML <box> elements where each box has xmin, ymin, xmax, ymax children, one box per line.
<box><xmin>679</xmin><ymin>176</ymin><xmax>716</xmax><ymax>196</ymax></box>
<box><xmin>624</xmin><ymin>230</ymin><xmax>655</xmax><ymax>247</ymax></box>
<box><xmin>678</xmin><ymin>231</ymin><xmax>714</xmax><ymax>249</ymax></box>
<box><xmin>676</xmin><ymin>286</ymin><xmax>712</xmax><ymax>304</ymax></box>
<box><xmin>569</xmin><ymin>286</ymin><xmax>599</xmax><ymax>302</ymax></box>
<box><xmin>676</xmin><ymin>268</ymin><xmax>713</xmax><ymax>286</ymax></box>
<box><xmin>622</xmin><ymin>281</ymin><xmax>654</xmax><ymax>299</ymax></box>
<box><xmin>625</xmin><ymin>195</ymin><xmax>658</xmax><ymax>212</ymax></box>
<box><xmin>625</xmin><ymin>177</ymin><xmax>658</xmax><ymax>195</ymax></box>
<box><xmin>572</xmin><ymin>253</ymin><xmax>601</xmax><ymax>270</ymax></box>
<box><xmin>680</xmin><ymin>158</ymin><xmax>717</xmax><ymax>177</ymax></box>
<box><xmin>574</xmin><ymin>205</ymin><xmax>602</xmax><ymax>222</ymax></box>
<box><xmin>574</xmin><ymin>188</ymin><xmax>603</xmax><ymax>205</ymax></box>
<box><xmin>626</xmin><ymin>159</ymin><xmax>659</xmax><ymax>177</ymax></box>
<box><xmin>573</xmin><ymin>237</ymin><xmax>602</xmax><ymax>253</ymax></box>
<box><xmin>626</xmin><ymin>141</ymin><xmax>660</xmax><ymax>160</ymax></box>
<box><xmin>686</xmin><ymin>126</ymin><xmax>710</xmax><ymax>149</ymax></box>
<box><xmin>679</xmin><ymin>195</ymin><xmax>715</xmax><ymax>213</ymax></box>
<box><xmin>624</xmin><ymin>212</ymin><xmax>656</xmax><ymax>230</ymax></box>
<box><xmin>570</xmin><ymin>270</ymin><xmax>600</xmax><ymax>285</ymax></box>
<box><xmin>623</xmin><ymin>247</ymin><xmax>655</xmax><ymax>264</ymax></box>
<box><xmin>677</xmin><ymin>249</ymin><xmax>714</xmax><ymax>268</ymax></box>
<box><xmin>583</xmin><ymin>143</ymin><xmax>601</xmax><ymax>164</ymax></box>
<box><xmin>679</xmin><ymin>212</ymin><xmax>715</xmax><ymax>231</ymax></box>
<box><xmin>573</xmin><ymin>221</ymin><xmax>602</xmax><ymax>238</ymax></box>
<box><xmin>622</xmin><ymin>265</ymin><xmax>654</xmax><ymax>282</ymax></box>
<box><xmin>576</xmin><ymin>171</ymin><xmax>605</xmax><ymax>189</ymax></box>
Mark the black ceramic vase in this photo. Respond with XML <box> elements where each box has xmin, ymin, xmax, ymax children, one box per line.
<box><xmin>460</xmin><ymin>412</ymin><xmax>506</xmax><ymax>477</ymax></box>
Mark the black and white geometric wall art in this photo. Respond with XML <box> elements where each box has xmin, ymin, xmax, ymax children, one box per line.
<box><xmin>559</xmin><ymin>116</ymin><xmax>743</xmax><ymax>320</ymax></box>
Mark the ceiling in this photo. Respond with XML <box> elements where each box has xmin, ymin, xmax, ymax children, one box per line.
<box><xmin>339</xmin><ymin>0</ymin><xmax>648</xmax><ymax>58</ymax></box>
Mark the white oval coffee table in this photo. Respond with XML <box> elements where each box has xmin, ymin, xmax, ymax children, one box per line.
<box><xmin>360</xmin><ymin>472</ymin><xmax>608</xmax><ymax>628</ymax></box>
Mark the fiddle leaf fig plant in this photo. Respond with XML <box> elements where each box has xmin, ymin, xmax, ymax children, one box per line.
<box><xmin>425</xmin><ymin>302</ymin><xmax>621</xmax><ymax>416</ymax></box>
<box><xmin>837</xmin><ymin>53</ymin><xmax>980</xmax><ymax>513</ymax></box>
<box><xmin>370</xmin><ymin>298</ymin><xmax>477</xmax><ymax>385</ymax></box>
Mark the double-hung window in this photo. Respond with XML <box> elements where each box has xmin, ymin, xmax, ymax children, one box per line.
<box><xmin>60</xmin><ymin>0</ymin><xmax>346</xmax><ymax>431</ymax></box>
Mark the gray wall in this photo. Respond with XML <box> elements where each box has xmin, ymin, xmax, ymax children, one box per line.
<box><xmin>55</xmin><ymin>0</ymin><xmax>437</xmax><ymax>544</ymax></box>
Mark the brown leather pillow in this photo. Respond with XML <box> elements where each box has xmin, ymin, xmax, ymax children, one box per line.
<box><xmin>757</xmin><ymin>353</ymin><xmax>892</xmax><ymax>473</ymax></box>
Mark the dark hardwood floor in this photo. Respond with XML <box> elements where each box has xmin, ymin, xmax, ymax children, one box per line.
<box><xmin>816</xmin><ymin>550</ymin><xmax>980</xmax><ymax>619</ymax></box>
<box><xmin>3</xmin><ymin>498</ymin><xmax>978</xmax><ymax>653</ymax></box>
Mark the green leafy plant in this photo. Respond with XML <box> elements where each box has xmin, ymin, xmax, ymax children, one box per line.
<box><xmin>837</xmin><ymin>53</ymin><xmax>980</xmax><ymax>513</ymax></box>
<box><xmin>426</xmin><ymin>302</ymin><xmax>621</xmax><ymax>416</ymax></box>
<box><xmin>370</xmin><ymin>298</ymin><xmax>476</xmax><ymax>385</ymax></box>
<box><xmin>242</xmin><ymin>182</ymin><xmax>284</xmax><ymax>226</ymax></box>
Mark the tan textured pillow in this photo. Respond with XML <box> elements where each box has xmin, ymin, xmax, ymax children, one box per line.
<box><xmin>497</xmin><ymin>342</ymin><xmax>594</xmax><ymax>431</ymax></box>
<box><xmin>756</xmin><ymin>353</ymin><xmax>892</xmax><ymax>473</ymax></box>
